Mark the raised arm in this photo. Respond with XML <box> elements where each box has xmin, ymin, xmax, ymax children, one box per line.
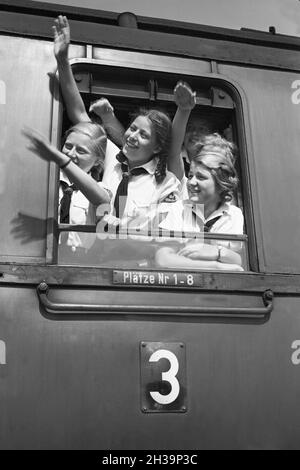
<box><xmin>168</xmin><ymin>81</ymin><xmax>196</xmax><ymax>180</ymax></box>
<box><xmin>53</xmin><ymin>16</ymin><xmax>90</xmax><ymax>124</ymax></box>
<box><xmin>23</xmin><ymin>127</ymin><xmax>110</xmax><ymax>206</ymax></box>
<box><xmin>90</xmin><ymin>98</ymin><xmax>125</xmax><ymax>147</ymax></box>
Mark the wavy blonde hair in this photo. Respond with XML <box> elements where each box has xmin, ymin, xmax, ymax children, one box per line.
<box><xmin>192</xmin><ymin>133</ymin><xmax>238</xmax><ymax>202</ymax></box>
<box><xmin>63</xmin><ymin>122</ymin><xmax>107</xmax><ymax>181</ymax></box>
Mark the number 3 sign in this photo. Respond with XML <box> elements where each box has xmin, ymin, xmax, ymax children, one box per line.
<box><xmin>140</xmin><ymin>342</ymin><xmax>187</xmax><ymax>413</ymax></box>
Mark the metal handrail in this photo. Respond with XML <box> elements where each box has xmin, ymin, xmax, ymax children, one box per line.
<box><xmin>37</xmin><ymin>283</ymin><xmax>274</xmax><ymax>319</ymax></box>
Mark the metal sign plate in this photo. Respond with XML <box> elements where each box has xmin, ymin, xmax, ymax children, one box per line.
<box><xmin>140</xmin><ymin>342</ymin><xmax>187</xmax><ymax>413</ymax></box>
<box><xmin>113</xmin><ymin>270</ymin><xmax>204</xmax><ymax>288</ymax></box>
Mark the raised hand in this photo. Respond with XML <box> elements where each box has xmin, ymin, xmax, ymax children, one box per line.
<box><xmin>174</xmin><ymin>81</ymin><xmax>196</xmax><ymax>111</ymax></box>
<box><xmin>89</xmin><ymin>98</ymin><xmax>114</xmax><ymax>120</ymax></box>
<box><xmin>53</xmin><ymin>15</ymin><xmax>70</xmax><ymax>63</ymax></box>
<box><xmin>22</xmin><ymin>127</ymin><xmax>64</xmax><ymax>165</ymax></box>
<box><xmin>90</xmin><ymin>98</ymin><xmax>125</xmax><ymax>147</ymax></box>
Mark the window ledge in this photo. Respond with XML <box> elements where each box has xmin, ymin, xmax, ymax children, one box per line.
<box><xmin>0</xmin><ymin>263</ymin><xmax>299</xmax><ymax>295</ymax></box>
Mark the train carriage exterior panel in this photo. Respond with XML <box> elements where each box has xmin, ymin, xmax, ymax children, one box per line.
<box><xmin>1</xmin><ymin>0</ymin><xmax>300</xmax><ymax>450</ymax></box>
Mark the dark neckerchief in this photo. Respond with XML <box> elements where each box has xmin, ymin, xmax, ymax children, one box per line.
<box><xmin>114</xmin><ymin>151</ymin><xmax>149</xmax><ymax>219</ymax></box>
<box><xmin>204</xmin><ymin>215</ymin><xmax>222</xmax><ymax>232</ymax></box>
<box><xmin>60</xmin><ymin>181</ymin><xmax>77</xmax><ymax>224</ymax></box>
<box><xmin>192</xmin><ymin>208</ymin><xmax>222</xmax><ymax>233</ymax></box>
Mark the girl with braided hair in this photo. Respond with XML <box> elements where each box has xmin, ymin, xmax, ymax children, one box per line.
<box><xmin>99</xmin><ymin>107</ymin><xmax>180</xmax><ymax>229</ymax></box>
<box><xmin>53</xmin><ymin>16</ymin><xmax>181</xmax><ymax>231</ymax></box>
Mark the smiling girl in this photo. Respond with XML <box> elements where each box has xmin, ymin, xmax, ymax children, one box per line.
<box><xmin>155</xmin><ymin>135</ymin><xmax>244</xmax><ymax>270</ymax></box>
<box><xmin>53</xmin><ymin>16</ymin><xmax>181</xmax><ymax>231</ymax></box>
<box><xmin>100</xmin><ymin>108</ymin><xmax>180</xmax><ymax>228</ymax></box>
<box><xmin>23</xmin><ymin>122</ymin><xmax>111</xmax><ymax>251</ymax></box>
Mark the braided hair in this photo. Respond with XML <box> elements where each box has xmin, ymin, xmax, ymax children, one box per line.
<box><xmin>130</xmin><ymin>109</ymin><xmax>172</xmax><ymax>184</ymax></box>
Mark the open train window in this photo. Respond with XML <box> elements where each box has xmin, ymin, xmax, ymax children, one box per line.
<box><xmin>55</xmin><ymin>61</ymin><xmax>251</xmax><ymax>272</ymax></box>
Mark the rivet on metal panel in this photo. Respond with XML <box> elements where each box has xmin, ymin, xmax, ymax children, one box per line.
<box><xmin>269</xmin><ymin>26</ymin><xmax>276</xmax><ymax>35</ymax></box>
<box><xmin>142</xmin><ymin>407</ymin><xmax>147</xmax><ymax>413</ymax></box>
<box><xmin>74</xmin><ymin>74</ymin><xmax>83</xmax><ymax>83</ymax></box>
<box><xmin>38</xmin><ymin>281</ymin><xmax>48</xmax><ymax>293</ymax></box>
<box><xmin>263</xmin><ymin>289</ymin><xmax>274</xmax><ymax>305</ymax></box>
<box><xmin>210</xmin><ymin>87</ymin><xmax>234</xmax><ymax>109</ymax></box>
<box><xmin>181</xmin><ymin>406</ymin><xmax>187</xmax><ymax>412</ymax></box>
<box><xmin>141</xmin><ymin>342</ymin><xmax>146</xmax><ymax>348</ymax></box>
<box><xmin>118</xmin><ymin>12</ymin><xmax>138</xmax><ymax>29</ymax></box>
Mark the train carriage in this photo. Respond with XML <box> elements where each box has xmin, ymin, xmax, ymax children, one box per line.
<box><xmin>1</xmin><ymin>0</ymin><xmax>300</xmax><ymax>450</ymax></box>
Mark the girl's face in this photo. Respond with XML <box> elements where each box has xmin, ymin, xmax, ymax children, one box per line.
<box><xmin>62</xmin><ymin>131</ymin><xmax>99</xmax><ymax>173</ymax></box>
<box><xmin>187</xmin><ymin>160</ymin><xmax>220</xmax><ymax>206</ymax></box>
<box><xmin>123</xmin><ymin>116</ymin><xmax>160</xmax><ymax>166</ymax></box>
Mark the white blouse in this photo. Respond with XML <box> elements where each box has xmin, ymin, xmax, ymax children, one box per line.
<box><xmin>101</xmin><ymin>149</ymin><xmax>181</xmax><ymax>221</ymax></box>
<box><xmin>158</xmin><ymin>199</ymin><xmax>244</xmax><ymax>251</ymax></box>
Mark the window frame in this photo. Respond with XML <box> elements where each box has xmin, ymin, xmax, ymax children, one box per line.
<box><xmin>46</xmin><ymin>49</ymin><xmax>261</xmax><ymax>274</ymax></box>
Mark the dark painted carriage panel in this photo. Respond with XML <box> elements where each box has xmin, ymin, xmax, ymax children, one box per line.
<box><xmin>0</xmin><ymin>286</ymin><xmax>300</xmax><ymax>449</ymax></box>
<box><xmin>0</xmin><ymin>36</ymin><xmax>55</xmax><ymax>261</ymax></box>
<box><xmin>219</xmin><ymin>64</ymin><xmax>300</xmax><ymax>273</ymax></box>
